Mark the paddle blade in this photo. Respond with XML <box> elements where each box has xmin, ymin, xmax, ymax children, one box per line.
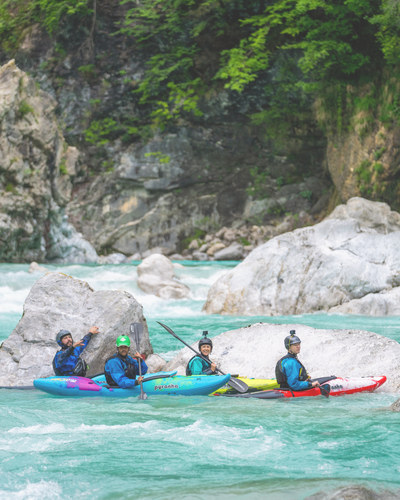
<box><xmin>138</xmin><ymin>392</ymin><xmax>148</xmax><ymax>400</ymax></box>
<box><xmin>130</xmin><ymin>323</ymin><xmax>144</xmax><ymax>349</ymax></box>
<box><xmin>320</xmin><ymin>384</ymin><xmax>331</xmax><ymax>398</ymax></box>
<box><xmin>226</xmin><ymin>376</ymin><xmax>249</xmax><ymax>394</ymax></box>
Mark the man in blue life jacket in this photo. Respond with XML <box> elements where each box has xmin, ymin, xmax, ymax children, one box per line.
<box><xmin>186</xmin><ymin>331</ymin><xmax>217</xmax><ymax>376</ymax></box>
<box><xmin>53</xmin><ymin>326</ymin><xmax>99</xmax><ymax>377</ymax></box>
<box><xmin>275</xmin><ymin>330</ymin><xmax>320</xmax><ymax>391</ymax></box>
<box><xmin>104</xmin><ymin>335</ymin><xmax>148</xmax><ymax>389</ymax></box>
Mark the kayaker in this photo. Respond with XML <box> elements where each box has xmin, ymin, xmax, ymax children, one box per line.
<box><xmin>275</xmin><ymin>331</ymin><xmax>320</xmax><ymax>391</ymax></box>
<box><xmin>53</xmin><ymin>327</ymin><xmax>99</xmax><ymax>377</ymax></box>
<box><xmin>104</xmin><ymin>335</ymin><xmax>148</xmax><ymax>388</ymax></box>
<box><xmin>186</xmin><ymin>331</ymin><xmax>217</xmax><ymax>376</ymax></box>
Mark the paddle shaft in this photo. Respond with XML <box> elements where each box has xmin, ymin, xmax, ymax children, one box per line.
<box><xmin>137</xmin><ymin>354</ymin><xmax>147</xmax><ymax>399</ymax></box>
<box><xmin>157</xmin><ymin>321</ymin><xmax>248</xmax><ymax>393</ymax></box>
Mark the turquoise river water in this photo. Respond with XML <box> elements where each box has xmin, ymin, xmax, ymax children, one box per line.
<box><xmin>0</xmin><ymin>262</ymin><xmax>399</xmax><ymax>500</ymax></box>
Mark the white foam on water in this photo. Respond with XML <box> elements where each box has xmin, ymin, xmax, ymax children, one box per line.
<box><xmin>0</xmin><ymin>480</ymin><xmax>62</xmax><ymax>500</ymax></box>
<box><xmin>0</xmin><ymin>437</ymin><xmax>57</xmax><ymax>453</ymax></box>
<box><xmin>177</xmin><ymin>269</ymin><xmax>231</xmax><ymax>287</ymax></box>
<box><xmin>0</xmin><ymin>286</ymin><xmax>30</xmax><ymax>313</ymax></box>
<box><xmin>146</xmin><ymin>419</ymin><xmax>281</xmax><ymax>459</ymax></box>
<box><xmin>7</xmin><ymin>420</ymin><xmax>157</xmax><ymax>435</ymax></box>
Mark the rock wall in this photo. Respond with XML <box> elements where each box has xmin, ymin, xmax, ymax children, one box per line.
<box><xmin>0</xmin><ymin>272</ymin><xmax>152</xmax><ymax>385</ymax></box>
<box><xmin>66</xmin><ymin>126</ymin><xmax>330</xmax><ymax>257</ymax></box>
<box><xmin>165</xmin><ymin>323</ymin><xmax>400</xmax><ymax>392</ymax></box>
<box><xmin>0</xmin><ymin>3</ymin><xmax>331</xmax><ymax>259</ymax></box>
<box><xmin>0</xmin><ymin>60</ymin><xmax>97</xmax><ymax>263</ymax></box>
<box><xmin>203</xmin><ymin>198</ymin><xmax>400</xmax><ymax>316</ymax></box>
<box><xmin>327</xmin><ymin>120</ymin><xmax>400</xmax><ymax>210</ymax></box>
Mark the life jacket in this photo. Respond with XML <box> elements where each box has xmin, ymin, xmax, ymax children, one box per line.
<box><xmin>275</xmin><ymin>353</ymin><xmax>309</xmax><ymax>389</ymax></box>
<box><xmin>52</xmin><ymin>350</ymin><xmax>88</xmax><ymax>377</ymax></box>
<box><xmin>186</xmin><ymin>355</ymin><xmax>210</xmax><ymax>376</ymax></box>
<box><xmin>104</xmin><ymin>353</ymin><xmax>137</xmax><ymax>387</ymax></box>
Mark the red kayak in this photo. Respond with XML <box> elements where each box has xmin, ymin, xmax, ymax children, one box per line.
<box><xmin>217</xmin><ymin>376</ymin><xmax>387</xmax><ymax>399</ymax></box>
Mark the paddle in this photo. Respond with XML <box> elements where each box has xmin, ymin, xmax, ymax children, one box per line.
<box><xmin>157</xmin><ymin>321</ymin><xmax>249</xmax><ymax>394</ymax></box>
<box><xmin>130</xmin><ymin>322</ymin><xmax>148</xmax><ymax>400</ymax></box>
<box><xmin>319</xmin><ymin>384</ymin><xmax>330</xmax><ymax>398</ymax></box>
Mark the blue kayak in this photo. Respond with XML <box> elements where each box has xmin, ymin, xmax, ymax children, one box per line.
<box><xmin>33</xmin><ymin>371</ymin><xmax>231</xmax><ymax>398</ymax></box>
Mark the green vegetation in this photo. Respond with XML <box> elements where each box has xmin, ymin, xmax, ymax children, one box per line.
<box><xmin>0</xmin><ymin>0</ymin><xmax>92</xmax><ymax>52</ymax></box>
<box><xmin>78</xmin><ymin>64</ymin><xmax>96</xmax><ymax>80</ymax></box>
<box><xmin>59</xmin><ymin>159</ymin><xmax>68</xmax><ymax>175</ymax></box>
<box><xmin>300</xmin><ymin>190</ymin><xmax>313</xmax><ymax>201</ymax></box>
<box><xmin>182</xmin><ymin>228</ymin><xmax>206</xmax><ymax>248</ymax></box>
<box><xmin>144</xmin><ymin>152</ymin><xmax>170</xmax><ymax>164</ymax></box>
<box><xmin>17</xmin><ymin>100</ymin><xmax>34</xmax><ymax>118</ymax></box>
<box><xmin>238</xmin><ymin>237</ymin><xmax>250</xmax><ymax>246</ymax></box>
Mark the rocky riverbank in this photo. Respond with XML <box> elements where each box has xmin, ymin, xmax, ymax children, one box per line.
<box><xmin>203</xmin><ymin>197</ymin><xmax>400</xmax><ymax>315</ymax></box>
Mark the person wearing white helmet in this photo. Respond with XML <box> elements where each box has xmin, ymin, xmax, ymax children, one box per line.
<box><xmin>104</xmin><ymin>335</ymin><xmax>147</xmax><ymax>389</ymax></box>
<box><xmin>275</xmin><ymin>330</ymin><xmax>320</xmax><ymax>391</ymax></box>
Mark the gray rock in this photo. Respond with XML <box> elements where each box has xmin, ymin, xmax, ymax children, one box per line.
<box><xmin>169</xmin><ymin>253</ymin><xmax>185</xmax><ymax>260</ymax></box>
<box><xmin>165</xmin><ymin>323</ymin><xmax>399</xmax><ymax>392</ymax></box>
<box><xmin>188</xmin><ymin>240</ymin><xmax>199</xmax><ymax>250</ymax></box>
<box><xmin>145</xmin><ymin>353</ymin><xmax>167</xmax><ymax>373</ymax></box>
<box><xmin>326</xmin><ymin>197</ymin><xmax>400</xmax><ymax>234</ymax></box>
<box><xmin>204</xmin><ymin>199</ymin><xmax>400</xmax><ymax>315</ymax></box>
<box><xmin>390</xmin><ymin>398</ymin><xmax>400</xmax><ymax>412</ymax></box>
<box><xmin>207</xmin><ymin>243</ymin><xmax>226</xmax><ymax>256</ymax></box>
<box><xmin>192</xmin><ymin>251</ymin><xmax>209</xmax><ymax>261</ymax></box>
<box><xmin>98</xmin><ymin>253</ymin><xmax>129</xmax><ymax>265</ymax></box>
<box><xmin>28</xmin><ymin>262</ymin><xmax>48</xmax><ymax>273</ymax></box>
<box><xmin>142</xmin><ymin>247</ymin><xmax>171</xmax><ymax>258</ymax></box>
<box><xmin>306</xmin><ymin>485</ymin><xmax>400</xmax><ymax>500</ymax></box>
<box><xmin>137</xmin><ymin>254</ymin><xmax>191</xmax><ymax>299</ymax></box>
<box><xmin>129</xmin><ymin>252</ymin><xmax>142</xmax><ymax>261</ymax></box>
<box><xmin>0</xmin><ymin>272</ymin><xmax>152</xmax><ymax>386</ymax></box>
<box><xmin>214</xmin><ymin>242</ymin><xmax>244</xmax><ymax>261</ymax></box>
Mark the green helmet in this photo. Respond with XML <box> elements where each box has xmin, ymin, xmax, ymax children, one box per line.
<box><xmin>116</xmin><ymin>335</ymin><xmax>131</xmax><ymax>347</ymax></box>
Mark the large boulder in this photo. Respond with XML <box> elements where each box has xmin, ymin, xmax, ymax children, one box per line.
<box><xmin>203</xmin><ymin>198</ymin><xmax>400</xmax><ymax>315</ymax></box>
<box><xmin>0</xmin><ymin>272</ymin><xmax>153</xmax><ymax>386</ymax></box>
<box><xmin>137</xmin><ymin>254</ymin><xmax>191</xmax><ymax>299</ymax></box>
<box><xmin>165</xmin><ymin>323</ymin><xmax>400</xmax><ymax>392</ymax></box>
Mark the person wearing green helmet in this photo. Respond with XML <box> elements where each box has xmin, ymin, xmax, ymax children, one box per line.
<box><xmin>275</xmin><ymin>330</ymin><xmax>320</xmax><ymax>391</ymax></box>
<box><xmin>104</xmin><ymin>335</ymin><xmax>148</xmax><ymax>389</ymax></box>
<box><xmin>186</xmin><ymin>331</ymin><xmax>217</xmax><ymax>376</ymax></box>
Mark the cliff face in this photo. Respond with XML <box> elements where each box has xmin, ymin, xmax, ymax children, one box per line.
<box><xmin>327</xmin><ymin>124</ymin><xmax>400</xmax><ymax>210</ymax></box>
<box><xmin>0</xmin><ymin>60</ymin><xmax>97</xmax><ymax>263</ymax></box>
<box><xmin>0</xmin><ymin>1</ymin><xmax>330</xmax><ymax>259</ymax></box>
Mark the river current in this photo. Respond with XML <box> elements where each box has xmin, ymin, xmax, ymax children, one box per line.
<box><xmin>0</xmin><ymin>262</ymin><xmax>399</xmax><ymax>500</ymax></box>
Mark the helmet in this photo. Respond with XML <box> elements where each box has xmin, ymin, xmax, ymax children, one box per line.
<box><xmin>284</xmin><ymin>330</ymin><xmax>301</xmax><ymax>350</ymax></box>
<box><xmin>116</xmin><ymin>335</ymin><xmax>131</xmax><ymax>347</ymax></box>
<box><xmin>198</xmin><ymin>331</ymin><xmax>213</xmax><ymax>352</ymax></box>
<box><xmin>56</xmin><ymin>329</ymin><xmax>72</xmax><ymax>346</ymax></box>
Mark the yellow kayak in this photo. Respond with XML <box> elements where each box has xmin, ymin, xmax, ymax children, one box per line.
<box><xmin>212</xmin><ymin>376</ymin><xmax>279</xmax><ymax>395</ymax></box>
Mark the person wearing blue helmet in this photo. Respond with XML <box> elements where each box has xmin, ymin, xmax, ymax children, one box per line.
<box><xmin>186</xmin><ymin>331</ymin><xmax>217</xmax><ymax>376</ymax></box>
<box><xmin>53</xmin><ymin>326</ymin><xmax>99</xmax><ymax>377</ymax></box>
<box><xmin>275</xmin><ymin>330</ymin><xmax>320</xmax><ymax>391</ymax></box>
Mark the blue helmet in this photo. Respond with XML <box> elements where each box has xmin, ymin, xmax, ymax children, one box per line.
<box><xmin>284</xmin><ymin>330</ymin><xmax>301</xmax><ymax>350</ymax></box>
<box><xmin>56</xmin><ymin>329</ymin><xmax>72</xmax><ymax>346</ymax></box>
